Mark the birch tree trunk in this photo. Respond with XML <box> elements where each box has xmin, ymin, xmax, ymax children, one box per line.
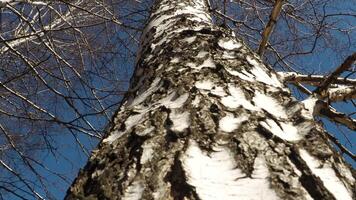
<box><xmin>65</xmin><ymin>0</ymin><xmax>355</xmax><ymax>199</ymax></box>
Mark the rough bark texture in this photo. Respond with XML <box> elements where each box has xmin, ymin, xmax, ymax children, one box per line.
<box><xmin>65</xmin><ymin>0</ymin><xmax>355</xmax><ymax>199</ymax></box>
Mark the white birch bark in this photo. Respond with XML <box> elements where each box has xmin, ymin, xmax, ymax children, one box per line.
<box><xmin>65</xmin><ymin>0</ymin><xmax>355</xmax><ymax>199</ymax></box>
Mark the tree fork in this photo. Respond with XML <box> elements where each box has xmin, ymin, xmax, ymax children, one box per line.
<box><xmin>65</xmin><ymin>0</ymin><xmax>355</xmax><ymax>199</ymax></box>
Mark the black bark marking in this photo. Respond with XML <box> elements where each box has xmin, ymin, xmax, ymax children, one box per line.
<box><xmin>190</xmin><ymin>86</ymin><xmax>198</xmax><ymax>94</ymax></box>
<box><xmin>165</xmin><ymin>130</ymin><xmax>179</xmax><ymax>145</ymax></box>
<box><xmin>127</xmin><ymin>133</ymin><xmax>149</xmax><ymax>170</ymax></box>
<box><xmin>256</xmin><ymin>117</ymin><xmax>290</xmax><ymax>144</ymax></box>
<box><xmin>209</xmin><ymin>104</ymin><xmax>219</xmax><ymax>113</ymax></box>
<box><xmin>162</xmin><ymin>78</ymin><xmax>172</xmax><ymax>90</ymax></box>
<box><xmin>289</xmin><ymin>147</ymin><xmax>336</xmax><ymax>200</ymax></box>
<box><xmin>164</xmin><ymin>153</ymin><xmax>201</xmax><ymax>200</ymax></box>
<box><xmin>256</xmin><ymin>123</ymin><xmax>274</xmax><ymax>140</ymax></box>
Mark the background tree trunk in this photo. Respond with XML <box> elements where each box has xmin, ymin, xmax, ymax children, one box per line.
<box><xmin>65</xmin><ymin>0</ymin><xmax>355</xmax><ymax>199</ymax></box>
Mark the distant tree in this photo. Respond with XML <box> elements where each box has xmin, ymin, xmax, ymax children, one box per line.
<box><xmin>0</xmin><ymin>0</ymin><xmax>354</xmax><ymax>199</ymax></box>
<box><xmin>65</xmin><ymin>0</ymin><xmax>355</xmax><ymax>199</ymax></box>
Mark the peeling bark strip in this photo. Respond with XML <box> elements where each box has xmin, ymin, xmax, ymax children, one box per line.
<box><xmin>65</xmin><ymin>0</ymin><xmax>355</xmax><ymax>200</ymax></box>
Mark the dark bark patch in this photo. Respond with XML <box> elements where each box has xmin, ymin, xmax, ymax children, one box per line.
<box><xmin>256</xmin><ymin>123</ymin><xmax>274</xmax><ymax>140</ymax></box>
<box><xmin>289</xmin><ymin>147</ymin><xmax>336</xmax><ymax>200</ymax></box>
<box><xmin>165</xmin><ymin>117</ymin><xmax>173</xmax><ymax>127</ymax></box>
<box><xmin>118</xmin><ymin>120</ymin><xmax>126</xmax><ymax>132</ymax></box>
<box><xmin>197</xmin><ymin>28</ymin><xmax>212</xmax><ymax>35</ymax></box>
<box><xmin>164</xmin><ymin>153</ymin><xmax>201</xmax><ymax>200</ymax></box>
<box><xmin>209</xmin><ymin>103</ymin><xmax>219</xmax><ymax>113</ymax></box>
<box><xmin>162</xmin><ymin>78</ymin><xmax>172</xmax><ymax>90</ymax></box>
<box><xmin>165</xmin><ymin>130</ymin><xmax>179</xmax><ymax>144</ymax></box>
<box><xmin>231</xmin><ymin>138</ymin><xmax>257</xmax><ymax>176</ymax></box>
<box><xmin>127</xmin><ymin>133</ymin><xmax>149</xmax><ymax>172</ymax></box>
<box><xmin>190</xmin><ymin>86</ymin><xmax>198</xmax><ymax>94</ymax></box>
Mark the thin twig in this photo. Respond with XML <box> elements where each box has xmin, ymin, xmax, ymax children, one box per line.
<box><xmin>323</xmin><ymin>130</ymin><xmax>355</xmax><ymax>161</ymax></box>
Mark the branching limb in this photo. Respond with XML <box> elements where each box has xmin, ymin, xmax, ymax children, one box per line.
<box><xmin>327</xmin><ymin>86</ymin><xmax>356</xmax><ymax>102</ymax></box>
<box><xmin>318</xmin><ymin>101</ymin><xmax>356</xmax><ymax>131</ymax></box>
<box><xmin>278</xmin><ymin>53</ymin><xmax>356</xmax><ymax>102</ymax></box>
<box><xmin>302</xmin><ymin>96</ymin><xmax>356</xmax><ymax>131</ymax></box>
<box><xmin>211</xmin><ymin>7</ymin><xmax>259</xmax><ymax>32</ymax></box>
<box><xmin>278</xmin><ymin>72</ymin><xmax>356</xmax><ymax>86</ymax></box>
<box><xmin>0</xmin><ymin>3</ymin><xmax>73</xmax><ymax>54</ymax></box>
<box><xmin>313</xmin><ymin>52</ymin><xmax>356</xmax><ymax>96</ymax></box>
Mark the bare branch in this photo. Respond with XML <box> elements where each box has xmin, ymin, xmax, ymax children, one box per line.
<box><xmin>328</xmin><ymin>86</ymin><xmax>356</xmax><ymax>102</ymax></box>
<box><xmin>211</xmin><ymin>8</ymin><xmax>259</xmax><ymax>32</ymax></box>
<box><xmin>318</xmin><ymin>101</ymin><xmax>356</xmax><ymax>131</ymax></box>
<box><xmin>257</xmin><ymin>0</ymin><xmax>284</xmax><ymax>57</ymax></box>
<box><xmin>278</xmin><ymin>72</ymin><xmax>356</xmax><ymax>86</ymax></box>
<box><xmin>279</xmin><ymin>71</ymin><xmax>356</xmax><ymax>102</ymax></box>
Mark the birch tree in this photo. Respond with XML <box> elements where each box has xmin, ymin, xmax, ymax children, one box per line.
<box><xmin>65</xmin><ymin>0</ymin><xmax>355</xmax><ymax>199</ymax></box>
